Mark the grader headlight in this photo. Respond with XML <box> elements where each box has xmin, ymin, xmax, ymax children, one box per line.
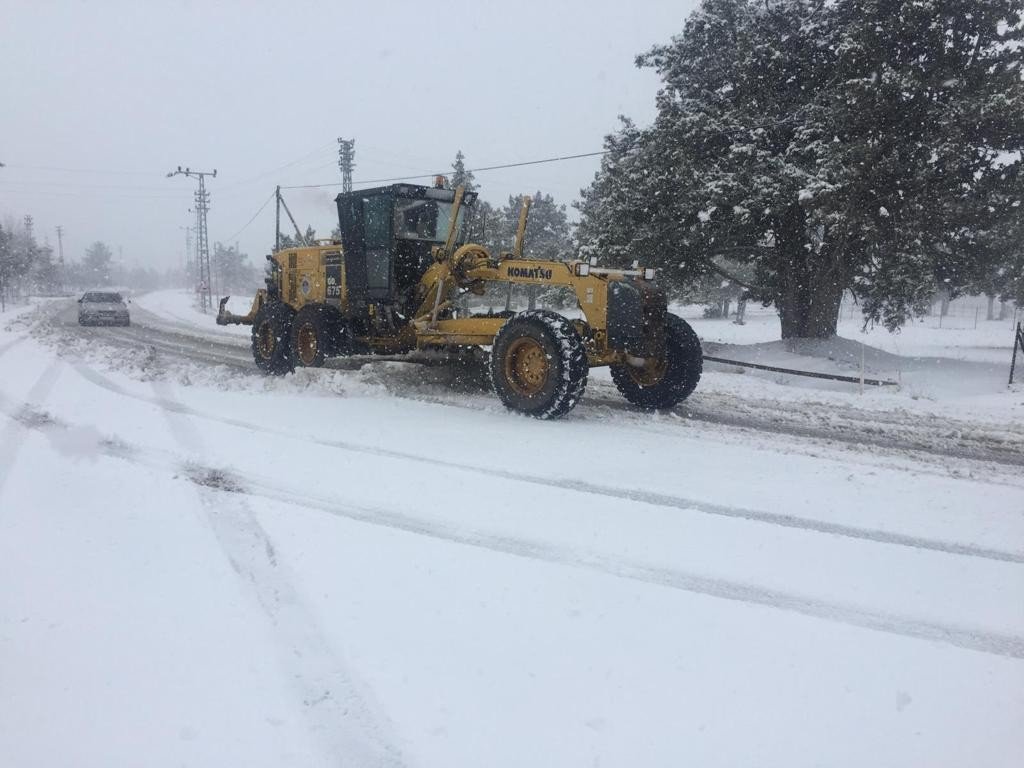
<box><xmin>575</xmin><ymin>262</ymin><xmax>591</xmax><ymax>277</ymax></box>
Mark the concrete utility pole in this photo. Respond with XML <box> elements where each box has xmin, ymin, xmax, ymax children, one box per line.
<box><xmin>55</xmin><ymin>225</ymin><xmax>65</xmax><ymax>294</ymax></box>
<box><xmin>337</xmin><ymin>138</ymin><xmax>355</xmax><ymax>193</ymax></box>
<box><xmin>168</xmin><ymin>166</ymin><xmax>217</xmax><ymax>312</ymax></box>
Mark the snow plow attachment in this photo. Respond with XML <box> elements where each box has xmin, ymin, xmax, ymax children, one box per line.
<box><xmin>215</xmin><ymin>293</ymin><xmax>263</xmax><ymax>326</ymax></box>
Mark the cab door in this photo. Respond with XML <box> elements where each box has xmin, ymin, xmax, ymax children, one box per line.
<box><xmin>337</xmin><ymin>192</ymin><xmax>393</xmax><ymax>311</ymax></box>
<box><xmin>361</xmin><ymin>193</ymin><xmax>393</xmax><ymax>301</ymax></box>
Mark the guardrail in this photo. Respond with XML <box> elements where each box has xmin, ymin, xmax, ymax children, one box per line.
<box><xmin>703</xmin><ymin>355</ymin><xmax>899</xmax><ymax>387</ymax></box>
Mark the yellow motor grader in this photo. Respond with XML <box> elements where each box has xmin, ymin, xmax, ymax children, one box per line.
<box><xmin>217</xmin><ymin>182</ymin><xmax>702</xmax><ymax>418</ymax></box>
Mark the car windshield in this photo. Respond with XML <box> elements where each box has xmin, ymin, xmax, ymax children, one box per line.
<box><xmin>83</xmin><ymin>292</ymin><xmax>123</xmax><ymax>303</ymax></box>
<box><xmin>393</xmin><ymin>199</ymin><xmax>465</xmax><ymax>243</ymax></box>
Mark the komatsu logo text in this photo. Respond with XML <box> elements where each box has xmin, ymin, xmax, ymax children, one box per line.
<box><xmin>507</xmin><ymin>266</ymin><xmax>553</xmax><ymax>280</ymax></box>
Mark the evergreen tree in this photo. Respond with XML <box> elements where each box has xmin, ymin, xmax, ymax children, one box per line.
<box><xmin>276</xmin><ymin>225</ymin><xmax>317</xmax><ymax>250</ymax></box>
<box><xmin>464</xmin><ymin>199</ymin><xmax>502</xmax><ymax>254</ymax></box>
<box><xmin>0</xmin><ymin>222</ymin><xmax>10</xmax><ymax>310</ymax></box>
<box><xmin>576</xmin><ymin>0</ymin><xmax>1024</xmax><ymax>338</ymax></box>
<box><xmin>30</xmin><ymin>243</ymin><xmax>59</xmax><ymax>294</ymax></box>
<box><xmin>499</xmin><ymin>191</ymin><xmax>572</xmax><ymax>260</ymax></box>
<box><xmin>450</xmin><ymin>150</ymin><xmax>477</xmax><ymax>192</ymax></box>
<box><xmin>212</xmin><ymin>242</ymin><xmax>258</xmax><ymax>293</ymax></box>
<box><xmin>83</xmin><ymin>241</ymin><xmax>114</xmax><ymax>286</ymax></box>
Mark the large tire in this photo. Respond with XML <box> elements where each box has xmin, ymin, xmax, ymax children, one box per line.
<box><xmin>611</xmin><ymin>313</ymin><xmax>702</xmax><ymax>409</ymax></box>
<box><xmin>251</xmin><ymin>302</ymin><xmax>295</xmax><ymax>375</ymax></box>
<box><xmin>490</xmin><ymin>310</ymin><xmax>588</xmax><ymax>419</ymax></box>
<box><xmin>289</xmin><ymin>304</ymin><xmax>336</xmax><ymax>368</ymax></box>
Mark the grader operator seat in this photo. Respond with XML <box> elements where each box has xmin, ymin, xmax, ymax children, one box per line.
<box><xmin>335</xmin><ymin>184</ymin><xmax>478</xmax><ymax>314</ymax></box>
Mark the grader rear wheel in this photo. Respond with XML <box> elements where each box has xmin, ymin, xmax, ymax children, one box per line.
<box><xmin>490</xmin><ymin>310</ymin><xmax>588</xmax><ymax>419</ymax></box>
<box><xmin>289</xmin><ymin>305</ymin><xmax>333</xmax><ymax>368</ymax></box>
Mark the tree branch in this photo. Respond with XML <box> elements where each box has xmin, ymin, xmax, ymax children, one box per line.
<box><xmin>701</xmin><ymin>257</ymin><xmax>767</xmax><ymax>292</ymax></box>
<box><xmin>712</xmin><ymin>245</ymin><xmax>777</xmax><ymax>255</ymax></box>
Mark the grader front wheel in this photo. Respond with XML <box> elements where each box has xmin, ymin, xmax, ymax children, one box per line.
<box><xmin>611</xmin><ymin>313</ymin><xmax>703</xmax><ymax>409</ymax></box>
<box><xmin>251</xmin><ymin>303</ymin><xmax>294</xmax><ymax>375</ymax></box>
<box><xmin>490</xmin><ymin>310</ymin><xmax>588</xmax><ymax>419</ymax></box>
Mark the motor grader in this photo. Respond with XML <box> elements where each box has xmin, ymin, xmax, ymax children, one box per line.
<box><xmin>217</xmin><ymin>181</ymin><xmax>702</xmax><ymax>418</ymax></box>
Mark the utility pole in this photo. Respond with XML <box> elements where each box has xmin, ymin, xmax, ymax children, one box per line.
<box><xmin>168</xmin><ymin>166</ymin><xmax>217</xmax><ymax>312</ymax></box>
<box><xmin>55</xmin><ymin>225</ymin><xmax>65</xmax><ymax>295</ymax></box>
<box><xmin>337</xmin><ymin>138</ymin><xmax>355</xmax><ymax>193</ymax></box>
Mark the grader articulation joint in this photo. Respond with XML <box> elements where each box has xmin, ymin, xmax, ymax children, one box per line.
<box><xmin>217</xmin><ymin>182</ymin><xmax>702</xmax><ymax>418</ymax></box>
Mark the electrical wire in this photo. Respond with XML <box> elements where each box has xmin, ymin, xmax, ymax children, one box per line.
<box><xmin>220</xmin><ymin>189</ymin><xmax>277</xmax><ymax>243</ymax></box>
<box><xmin>214</xmin><ymin>139</ymin><xmax>339</xmax><ymax>193</ymax></box>
<box><xmin>1</xmin><ymin>164</ymin><xmax>161</xmax><ymax>176</ymax></box>
<box><xmin>279</xmin><ymin>150</ymin><xmax>611</xmax><ymax>190</ymax></box>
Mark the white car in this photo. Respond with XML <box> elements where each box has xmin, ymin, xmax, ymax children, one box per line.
<box><xmin>78</xmin><ymin>291</ymin><xmax>130</xmax><ymax>326</ymax></box>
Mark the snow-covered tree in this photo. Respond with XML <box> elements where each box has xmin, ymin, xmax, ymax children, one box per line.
<box><xmin>82</xmin><ymin>241</ymin><xmax>114</xmax><ymax>286</ymax></box>
<box><xmin>30</xmin><ymin>242</ymin><xmax>59</xmax><ymax>294</ymax></box>
<box><xmin>0</xmin><ymin>222</ymin><xmax>11</xmax><ymax>310</ymax></box>
<box><xmin>212</xmin><ymin>242</ymin><xmax>258</xmax><ymax>294</ymax></box>
<box><xmin>577</xmin><ymin>0</ymin><xmax>1024</xmax><ymax>337</ymax></box>
<box><xmin>499</xmin><ymin>192</ymin><xmax>572</xmax><ymax>260</ymax></box>
<box><xmin>450</xmin><ymin>150</ymin><xmax>477</xmax><ymax>192</ymax></box>
<box><xmin>277</xmin><ymin>225</ymin><xmax>317</xmax><ymax>250</ymax></box>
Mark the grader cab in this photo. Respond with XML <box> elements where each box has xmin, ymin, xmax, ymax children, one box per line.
<box><xmin>217</xmin><ymin>182</ymin><xmax>702</xmax><ymax>418</ymax></box>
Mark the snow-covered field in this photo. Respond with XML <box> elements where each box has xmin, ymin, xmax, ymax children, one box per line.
<box><xmin>1</xmin><ymin>293</ymin><xmax>1022</xmax><ymax>767</ymax></box>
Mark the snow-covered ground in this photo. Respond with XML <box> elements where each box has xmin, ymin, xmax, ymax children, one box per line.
<box><xmin>1</xmin><ymin>294</ymin><xmax>1022</xmax><ymax>767</ymax></box>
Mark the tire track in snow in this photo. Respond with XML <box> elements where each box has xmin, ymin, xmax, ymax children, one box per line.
<box><xmin>149</xmin><ymin>380</ymin><xmax>404</xmax><ymax>768</ymax></box>
<box><xmin>8</xmin><ymin>401</ymin><xmax>1024</xmax><ymax>661</ymax></box>
<box><xmin>216</xmin><ymin>468</ymin><xmax>1024</xmax><ymax>662</ymax></box>
<box><xmin>0</xmin><ymin>334</ymin><xmax>27</xmax><ymax>358</ymax></box>
<box><xmin>0</xmin><ymin>359</ymin><xmax>63</xmax><ymax>498</ymax></box>
<box><xmin>68</xmin><ymin>360</ymin><xmax>1024</xmax><ymax>566</ymax></box>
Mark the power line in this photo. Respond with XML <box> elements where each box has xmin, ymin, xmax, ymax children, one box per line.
<box><xmin>1</xmin><ymin>164</ymin><xmax>159</xmax><ymax>176</ymax></box>
<box><xmin>221</xmin><ymin>189</ymin><xmax>276</xmax><ymax>243</ymax></box>
<box><xmin>280</xmin><ymin>150</ymin><xmax>610</xmax><ymax>190</ymax></box>
<box><xmin>214</xmin><ymin>140</ymin><xmax>339</xmax><ymax>193</ymax></box>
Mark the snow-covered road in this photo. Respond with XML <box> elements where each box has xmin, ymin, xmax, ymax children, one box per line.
<box><xmin>2</xmin><ymin>297</ymin><xmax>1022</xmax><ymax>767</ymax></box>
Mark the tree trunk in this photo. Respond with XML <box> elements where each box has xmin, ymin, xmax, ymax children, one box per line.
<box><xmin>777</xmin><ymin>279</ymin><xmax>843</xmax><ymax>338</ymax></box>
<box><xmin>987</xmin><ymin>294</ymin><xmax>996</xmax><ymax>321</ymax></box>
<box><xmin>773</xmin><ymin>209</ymin><xmax>844</xmax><ymax>339</ymax></box>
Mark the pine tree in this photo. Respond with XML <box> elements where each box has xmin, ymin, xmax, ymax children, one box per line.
<box><xmin>450</xmin><ymin>150</ymin><xmax>476</xmax><ymax>192</ymax></box>
<box><xmin>276</xmin><ymin>225</ymin><xmax>317</xmax><ymax>250</ymax></box>
<box><xmin>30</xmin><ymin>243</ymin><xmax>58</xmax><ymax>294</ymax></box>
<box><xmin>499</xmin><ymin>192</ymin><xmax>572</xmax><ymax>260</ymax></box>
<box><xmin>577</xmin><ymin>0</ymin><xmax>1024</xmax><ymax>338</ymax></box>
<box><xmin>83</xmin><ymin>241</ymin><xmax>114</xmax><ymax>286</ymax></box>
<box><xmin>212</xmin><ymin>242</ymin><xmax>258</xmax><ymax>293</ymax></box>
<box><xmin>0</xmin><ymin>222</ymin><xmax>10</xmax><ymax>311</ymax></box>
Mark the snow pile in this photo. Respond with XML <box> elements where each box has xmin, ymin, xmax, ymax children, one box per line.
<box><xmin>134</xmin><ymin>289</ymin><xmax>253</xmax><ymax>338</ymax></box>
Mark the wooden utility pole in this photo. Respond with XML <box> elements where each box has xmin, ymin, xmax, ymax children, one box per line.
<box><xmin>55</xmin><ymin>225</ymin><xmax>65</xmax><ymax>294</ymax></box>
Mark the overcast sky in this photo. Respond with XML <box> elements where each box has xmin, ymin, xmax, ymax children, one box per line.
<box><xmin>1</xmin><ymin>0</ymin><xmax>698</xmax><ymax>271</ymax></box>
